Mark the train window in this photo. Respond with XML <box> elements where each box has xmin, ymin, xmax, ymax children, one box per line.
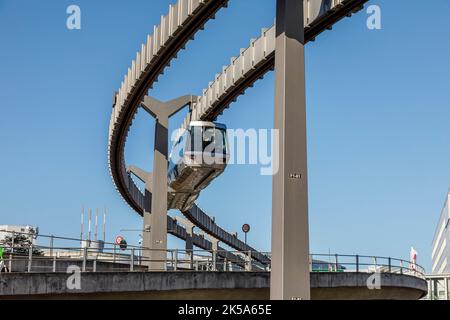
<box><xmin>190</xmin><ymin>126</ymin><xmax>203</xmax><ymax>152</ymax></box>
<box><xmin>170</xmin><ymin>132</ymin><xmax>186</xmax><ymax>164</ymax></box>
<box><xmin>215</xmin><ymin>128</ymin><xmax>227</xmax><ymax>155</ymax></box>
<box><xmin>203</xmin><ymin>127</ymin><xmax>215</xmax><ymax>151</ymax></box>
<box><xmin>188</xmin><ymin>124</ymin><xmax>228</xmax><ymax>155</ymax></box>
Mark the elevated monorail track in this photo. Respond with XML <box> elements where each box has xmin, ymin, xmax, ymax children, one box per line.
<box><xmin>108</xmin><ymin>0</ymin><xmax>368</xmax><ymax>264</ymax></box>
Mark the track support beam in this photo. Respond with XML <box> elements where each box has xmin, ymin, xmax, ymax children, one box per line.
<box><xmin>127</xmin><ymin>166</ymin><xmax>152</xmax><ymax>188</ymax></box>
<box><xmin>141</xmin><ymin>95</ymin><xmax>196</xmax><ymax>271</ymax></box>
<box><xmin>271</xmin><ymin>0</ymin><xmax>311</xmax><ymax>300</ymax></box>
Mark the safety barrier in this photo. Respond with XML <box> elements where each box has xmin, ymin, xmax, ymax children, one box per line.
<box><xmin>0</xmin><ymin>230</ymin><xmax>424</xmax><ymax>280</ymax></box>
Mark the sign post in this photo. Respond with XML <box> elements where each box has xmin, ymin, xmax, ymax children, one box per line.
<box><xmin>242</xmin><ymin>224</ymin><xmax>251</xmax><ymax>245</ymax></box>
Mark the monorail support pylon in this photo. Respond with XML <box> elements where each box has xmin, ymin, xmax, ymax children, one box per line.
<box><xmin>174</xmin><ymin>216</ymin><xmax>196</xmax><ymax>270</ymax></box>
<box><xmin>271</xmin><ymin>0</ymin><xmax>310</xmax><ymax>300</ymax></box>
<box><xmin>141</xmin><ymin>95</ymin><xmax>196</xmax><ymax>271</ymax></box>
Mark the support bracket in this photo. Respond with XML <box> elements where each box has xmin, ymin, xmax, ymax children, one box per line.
<box><xmin>127</xmin><ymin>166</ymin><xmax>152</xmax><ymax>186</ymax></box>
<box><xmin>141</xmin><ymin>95</ymin><xmax>197</xmax><ymax>120</ymax></box>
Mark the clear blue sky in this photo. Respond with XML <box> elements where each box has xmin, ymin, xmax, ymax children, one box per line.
<box><xmin>1</xmin><ymin>0</ymin><xmax>450</xmax><ymax>272</ymax></box>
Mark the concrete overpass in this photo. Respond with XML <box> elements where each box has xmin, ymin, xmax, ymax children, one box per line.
<box><xmin>0</xmin><ymin>272</ymin><xmax>427</xmax><ymax>300</ymax></box>
<box><xmin>0</xmin><ymin>230</ymin><xmax>427</xmax><ymax>300</ymax></box>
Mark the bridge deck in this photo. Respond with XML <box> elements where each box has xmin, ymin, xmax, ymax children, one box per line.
<box><xmin>0</xmin><ymin>272</ymin><xmax>427</xmax><ymax>300</ymax></box>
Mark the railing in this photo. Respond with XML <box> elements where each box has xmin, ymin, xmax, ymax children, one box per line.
<box><xmin>1</xmin><ymin>247</ymin><xmax>268</xmax><ymax>274</ymax></box>
<box><xmin>0</xmin><ymin>230</ymin><xmax>425</xmax><ymax>279</ymax></box>
<box><xmin>310</xmin><ymin>254</ymin><xmax>426</xmax><ymax>279</ymax></box>
<box><xmin>0</xmin><ymin>229</ymin><xmax>268</xmax><ymax>273</ymax></box>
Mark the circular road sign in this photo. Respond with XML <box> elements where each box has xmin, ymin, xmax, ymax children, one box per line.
<box><xmin>115</xmin><ymin>236</ymin><xmax>124</xmax><ymax>245</ymax></box>
<box><xmin>242</xmin><ymin>224</ymin><xmax>251</xmax><ymax>234</ymax></box>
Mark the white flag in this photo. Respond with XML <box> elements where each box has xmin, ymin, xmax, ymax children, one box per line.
<box><xmin>410</xmin><ymin>247</ymin><xmax>418</xmax><ymax>270</ymax></box>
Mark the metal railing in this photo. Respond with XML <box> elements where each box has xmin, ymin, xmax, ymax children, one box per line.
<box><xmin>0</xmin><ymin>229</ymin><xmax>268</xmax><ymax>273</ymax></box>
<box><xmin>1</xmin><ymin>247</ymin><xmax>267</xmax><ymax>274</ymax></box>
<box><xmin>0</xmin><ymin>230</ymin><xmax>425</xmax><ymax>279</ymax></box>
<box><xmin>310</xmin><ymin>254</ymin><xmax>426</xmax><ymax>279</ymax></box>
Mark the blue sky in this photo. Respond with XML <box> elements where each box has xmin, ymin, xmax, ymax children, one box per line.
<box><xmin>1</xmin><ymin>0</ymin><xmax>450</xmax><ymax>272</ymax></box>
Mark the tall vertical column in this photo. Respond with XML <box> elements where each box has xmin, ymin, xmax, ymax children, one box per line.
<box><xmin>185</xmin><ymin>227</ymin><xmax>194</xmax><ymax>270</ymax></box>
<box><xmin>175</xmin><ymin>216</ymin><xmax>195</xmax><ymax>270</ymax></box>
<box><xmin>141</xmin><ymin>95</ymin><xmax>195</xmax><ymax>271</ymax></box>
<box><xmin>142</xmin><ymin>189</ymin><xmax>152</xmax><ymax>264</ymax></box>
<box><xmin>149</xmin><ymin>116</ymin><xmax>170</xmax><ymax>271</ymax></box>
<box><xmin>126</xmin><ymin>165</ymin><xmax>153</xmax><ymax>266</ymax></box>
<box><xmin>271</xmin><ymin>0</ymin><xmax>311</xmax><ymax>300</ymax></box>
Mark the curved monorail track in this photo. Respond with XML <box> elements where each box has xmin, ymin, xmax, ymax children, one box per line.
<box><xmin>108</xmin><ymin>0</ymin><xmax>368</xmax><ymax>264</ymax></box>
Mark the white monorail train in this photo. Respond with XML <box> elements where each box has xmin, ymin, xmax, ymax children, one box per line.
<box><xmin>168</xmin><ymin>121</ymin><xmax>230</xmax><ymax>212</ymax></box>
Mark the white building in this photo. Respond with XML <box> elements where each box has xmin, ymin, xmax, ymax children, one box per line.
<box><xmin>426</xmin><ymin>274</ymin><xmax>450</xmax><ymax>300</ymax></box>
<box><xmin>0</xmin><ymin>225</ymin><xmax>38</xmax><ymax>244</ymax></box>
<box><xmin>431</xmin><ymin>190</ymin><xmax>450</xmax><ymax>274</ymax></box>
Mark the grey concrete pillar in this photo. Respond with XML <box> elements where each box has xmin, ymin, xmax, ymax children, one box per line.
<box><xmin>210</xmin><ymin>237</ymin><xmax>220</xmax><ymax>252</ymax></box>
<box><xmin>271</xmin><ymin>0</ymin><xmax>311</xmax><ymax>300</ymax></box>
<box><xmin>141</xmin><ymin>95</ymin><xmax>195</xmax><ymax>271</ymax></box>
<box><xmin>175</xmin><ymin>216</ymin><xmax>195</xmax><ymax>270</ymax></box>
<box><xmin>185</xmin><ymin>227</ymin><xmax>194</xmax><ymax>270</ymax></box>
<box><xmin>127</xmin><ymin>166</ymin><xmax>153</xmax><ymax>266</ymax></box>
<box><xmin>210</xmin><ymin>237</ymin><xmax>220</xmax><ymax>272</ymax></box>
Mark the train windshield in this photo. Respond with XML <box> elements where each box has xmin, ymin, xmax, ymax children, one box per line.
<box><xmin>188</xmin><ymin>126</ymin><xmax>228</xmax><ymax>155</ymax></box>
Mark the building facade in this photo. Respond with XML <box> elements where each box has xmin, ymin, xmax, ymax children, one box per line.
<box><xmin>426</xmin><ymin>274</ymin><xmax>450</xmax><ymax>300</ymax></box>
<box><xmin>0</xmin><ymin>225</ymin><xmax>38</xmax><ymax>244</ymax></box>
<box><xmin>431</xmin><ymin>190</ymin><xmax>450</xmax><ymax>274</ymax></box>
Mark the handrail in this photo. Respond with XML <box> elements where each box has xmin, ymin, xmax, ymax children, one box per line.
<box><xmin>0</xmin><ymin>229</ymin><xmax>425</xmax><ymax>278</ymax></box>
<box><xmin>310</xmin><ymin>254</ymin><xmax>426</xmax><ymax>279</ymax></box>
<box><xmin>1</xmin><ymin>247</ymin><xmax>425</xmax><ymax>279</ymax></box>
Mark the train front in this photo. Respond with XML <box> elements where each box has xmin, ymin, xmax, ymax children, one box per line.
<box><xmin>168</xmin><ymin>122</ymin><xmax>230</xmax><ymax>212</ymax></box>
